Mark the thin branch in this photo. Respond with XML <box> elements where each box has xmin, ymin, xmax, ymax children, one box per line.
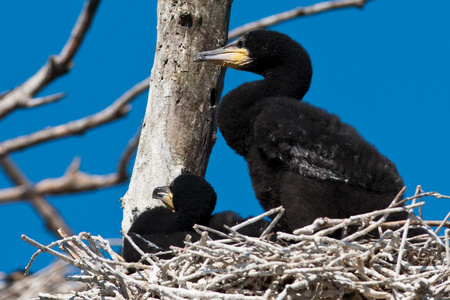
<box><xmin>21</xmin><ymin>235</ymin><xmax>78</xmax><ymax>274</ymax></box>
<box><xmin>381</xmin><ymin>220</ymin><xmax>450</xmax><ymax>230</ymax></box>
<box><xmin>121</xmin><ymin>230</ymin><xmax>158</xmax><ymax>268</ymax></box>
<box><xmin>0</xmin><ymin>0</ymin><xmax>100</xmax><ymax>120</ymax></box>
<box><xmin>229</xmin><ymin>0</ymin><xmax>369</xmax><ymax>40</ymax></box>
<box><xmin>446</xmin><ymin>229</ymin><xmax>450</xmax><ymax>268</ymax></box>
<box><xmin>231</xmin><ymin>206</ymin><xmax>283</xmax><ymax>232</ymax></box>
<box><xmin>435</xmin><ymin>211</ymin><xmax>450</xmax><ymax>235</ymax></box>
<box><xmin>0</xmin><ymin>128</ymin><xmax>139</xmax><ymax>203</ymax></box>
<box><xmin>23</xmin><ymin>92</ymin><xmax>66</xmax><ymax>108</ymax></box>
<box><xmin>57</xmin><ymin>1</ymin><xmax>100</xmax><ymax>67</ymax></box>
<box><xmin>0</xmin><ymin>156</ymin><xmax>72</xmax><ymax>236</ymax></box>
<box><xmin>0</xmin><ymin>77</ymin><xmax>149</xmax><ymax>158</ymax></box>
<box><xmin>395</xmin><ymin>186</ymin><xmax>420</xmax><ymax>277</ymax></box>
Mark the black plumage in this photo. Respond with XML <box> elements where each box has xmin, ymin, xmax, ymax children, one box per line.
<box><xmin>122</xmin><ymin>174</ymin><xmax>269</xmax><ymax>263</ymax></box>
<box><xmin>122</xmin><ymin>173</ymin><xmax>216</xmax><ymax>262</ymax></box>
<box><xmin>194</xmin><ymin>30</ymin><xmax>406</xmax><ymax>233</ymax></box>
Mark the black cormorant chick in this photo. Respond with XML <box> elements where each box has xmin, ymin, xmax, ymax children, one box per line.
<box><xmin>122</xmin><ymin>174</ymin><xmax>269</xmax><ymax>263</ymax></box>
<box><xmin>195</xmin><ymin>30</ymin><xmax>405</xmax><ymax>233</ymax></box>
<box><xmin>122</xmin><ymin>173</ymin><xmax>216</xmax><ymax>262</ymax></box>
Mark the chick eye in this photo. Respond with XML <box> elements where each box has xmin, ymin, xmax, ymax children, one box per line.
<box><xmin>236</xmin><ymin>40</ymin><xmax>244</xmax><ymax>48</ymax></box>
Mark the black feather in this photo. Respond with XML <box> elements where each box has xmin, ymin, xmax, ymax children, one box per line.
<box><xmin>122</xmin><ymin>174</ymin><xmax>216</xmax><ymax>262</ymax></box>
<box><xmin>196</xmin><ymin>30</ymin><xmax>407</xmax><ymax>233</ymax></box>
<box><xmin>122</xmin><ymin>174</ymin><xmax>269</xmax><ymax>265</ymax></box>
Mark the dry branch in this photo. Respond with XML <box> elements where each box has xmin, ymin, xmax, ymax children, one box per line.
<box><xmin>0</xmin><ymin>0</ymin><xmax>100</xmax><ymax>120</ymax></box>
<box><xmin>0</xmin><ymin>129</ymin><xmax>139</xmax><ymax>204</ymax></box>
<box><xmin>0</xmin><ymin>156</ymin><xmax>72</xmax><ymax>236</ymax></box>
<box><xmin>229</xmin><ymin>0</ymin><xmax>369</xmax><ymax>39</ymax></box>
<box><xmin>21</xmin><ymin>190</ymin><xmax>450</xmax><ymax>299</ymax></box>
<box><xmin>24</xmin><ymin>93</ymin><xmax>67</xmax><ymax>108</ymax></box>
<box><xmin>0</xmin><ymin>77</ymin><xmax>149</xmax><ymax>158</ymax></box>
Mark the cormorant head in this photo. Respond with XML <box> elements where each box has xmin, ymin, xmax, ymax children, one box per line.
<box><xmin>152</xmin><ymin>174</ymin><xmax>217</xmax><ymax>217</ymax></box>
<box><xmin>194</xmin><ymin>30</ymin><xmax>312</xmax><ymax>78</ymax></box>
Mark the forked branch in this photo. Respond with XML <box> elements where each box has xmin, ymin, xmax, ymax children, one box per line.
<box><xmin>0</xmin><ymin>130</ymin><xmax>139</xmax><ymax>204</ymax></box>
<box><xmin>0</xmin><ymin>77</ymin><xmax>149</xmax><ymax>158</ymax></box>
<box><xmin>0</xmin><ymin>0</ymin><xmax>100</xmax><ymax>120</ymax></box>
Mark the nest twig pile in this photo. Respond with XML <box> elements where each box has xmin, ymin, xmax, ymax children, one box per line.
<box><xmin>22</xmin><ymin>187</ymin><xmax>450</xmax><ymax>299</ymax></box>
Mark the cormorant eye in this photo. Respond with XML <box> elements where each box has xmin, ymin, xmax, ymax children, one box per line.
<box><xmin>236</xmin><ymin>40</ymin><xmax>244</xmax><ymax>48</ymax></box>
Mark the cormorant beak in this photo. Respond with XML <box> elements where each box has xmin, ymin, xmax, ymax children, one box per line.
<box><xmin>194</xmin><ymin>40</ymin><xmax>252</xmax><ymax>69</ymax></box>
<box><xmin>152</xmin><ymin>186</ymin><xmax>175</xmax><ymax>212</ymax></box>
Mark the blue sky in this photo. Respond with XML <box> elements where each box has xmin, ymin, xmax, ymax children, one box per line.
<box><xmin>1</xmin><ymin>1</ymin><xmax>449</xmax><ymax>274</ymax></box>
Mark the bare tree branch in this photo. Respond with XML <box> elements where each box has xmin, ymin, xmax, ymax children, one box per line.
<box><xmin>0</xmin><ymin>130</ymin><xmax>139</xmax><ymax>204</ymax></box>
<box><xmin>24</xmin><ymin>92</ymin><xmax>66</xmax><ymax>108</ymax></box>
<box><xmin>0</xmin><ymin>156</ymin><xmax>73</xmax><ymax>236</ymax></box>
<box><xmin>0</xmin><ymin>0</ymin><xmax>100</xmax><ymax>119</ymax></box>
<box><xmin>0</xmin><ymin>77</ymin><xmax>149</xmax><ymax>158</ymax></box>
<box><xmin>229</xmin><ymin>0</ymin><xmax>369</xmax><ymax>39</ymax></box>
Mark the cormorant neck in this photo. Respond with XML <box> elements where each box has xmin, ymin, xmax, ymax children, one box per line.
<box><xmin>263</xmin><ymin>60</ymin><xmax>312</xmax><ymax>99</ymax></box>
<box><xmin>217</xmin><ymin>62</ymin><xmax>311</xmax><ymax>156</ymax></box>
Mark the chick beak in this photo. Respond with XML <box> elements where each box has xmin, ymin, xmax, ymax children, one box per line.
<box><xmin>152</xmin><ymin>186</ymin><xmax>175</xmax><ymax>212</ymax></box>
<box><xmin>194</xmin><ymin>41</ymin><xmax>252</xmax><ymax>69</ymax></box>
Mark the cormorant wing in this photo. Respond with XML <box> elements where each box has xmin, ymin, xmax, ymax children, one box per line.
<box><xmin>253</xmin><ymin>98</ymin><xmax>356</xmax><ymax>185</ymax></box>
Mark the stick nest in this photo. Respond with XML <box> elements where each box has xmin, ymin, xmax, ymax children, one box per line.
<box><xmin>21</xmin><ymin>188</ymin><xmax>450</xmax><ymax>299</ymax></box>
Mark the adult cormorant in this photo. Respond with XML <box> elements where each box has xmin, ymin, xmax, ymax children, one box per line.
<box><xmin>194</xmin><ymin>30</ymin><xmax>405</xmax><ymax>233</ymax></box>
<box><xmin>122</xmin><ymin>174</ymin><xmax>269</xmax><ymax>263</ymax></box>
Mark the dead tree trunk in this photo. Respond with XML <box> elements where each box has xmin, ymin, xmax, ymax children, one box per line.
<box><xmin>121</xmin><ymin>0</ymin><xmax>232</xmax><ymax>230</ymax></box>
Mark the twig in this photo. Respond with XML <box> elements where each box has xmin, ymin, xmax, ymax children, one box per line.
<box><xmin>0</xmin><ymin>77</ymin><xmax>149</xmax><ymax>158</ymax></box>
<box><xmin>222</xmin><ymin>225</ymin><xmax>285</xmax><ymax>254</ymax></box>
<box><xmin>434</xmin><ymin>211</ymin><xmax>450</xmax><ymax>235</ymax></box>
<box><xmin>229</xmin><ymin>0</ymin><xmax>369</xmax><ymax>39</ymax></box>
<box><xmin>341</xmin><ymin>203</ymin><xmax>423</xmax><ymax>242</ymax></box>
<box><xmin>231</xmin><ymin>206</ymin><xmax>283</xmax><ymax>232</ymax></box>
<box><xmin>306</xmin><ymin>203</ymin><xmax>422</xmax><ymax>239</ymax></box>
<box><xmin>293</xmin><ymin>187</ymin><xmax>406</xmax><ymax>236</ymax></box>
<box><xmin>57</xmin><ymin>229</ymin><xmax>79</xmax><ymax>259</ymax></box>
<box><xmin>278</xmin><ymin>232</ymin><xmax>367</xmax><ymax>251</ymax></box>
<box><xmin>121</xmin><ymin>230</ymin><xmax>160</xmax><ymax>267</ymax></box>
<box><xmin>261</xmin><ymin>206</ymin><xmax>285</xmax><ymax>237</ymax></box>
<box><xmin>0</xmin><ymin>125</ymin><xmax>140</xmax><ymax>203</ymax></box>
<box><xmin>401</xmin><ymin>191</ymin><xmax>450</xmax><ymax>202</ymax></box>
<box><xmin>194</xmin><ymin>224</ymin><xmax>233</xmax><ymax>240</ymax></box>
<box><xmin>0</xmin><ymin>156</ymin><xmax>72</xmax><ymax>236</ymax></box>
<box><xmin>445</xmin><ymin>229</ymin><xmax>449</xmax><ymax>268</ymax></box>
<box><xmin>0</xmin><ymin>0</ymin><xmax>100</xmax><ymax>120</ymax></box>
<box><xmin>22</xmin><ymin>92</ymin><xmax>66</xmax><ymax>108</ymax></box>
<box><xmin>395</xmin><ymin>187</ymin><xmax>420</xmax><ymax>277</ymax></box>
<box><xmin>149</xmin><ymin>284</ymin><xmax>262</xmax><ymax>299</ymax></box>
<box><xmin>381</xmin><ymin>220</ymin><xmax>450</xmax><ymax>230</ymax></box>
<box><xmin>21</xmin><ymin>235</ymin><xmax>78</xmax><ymax>274</ymax></box>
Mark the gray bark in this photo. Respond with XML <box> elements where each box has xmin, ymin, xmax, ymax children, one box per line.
<box><xmin>121</xmin><ymin>0</ymin><xmax>232</xmax><ymax>231</ymax></box>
